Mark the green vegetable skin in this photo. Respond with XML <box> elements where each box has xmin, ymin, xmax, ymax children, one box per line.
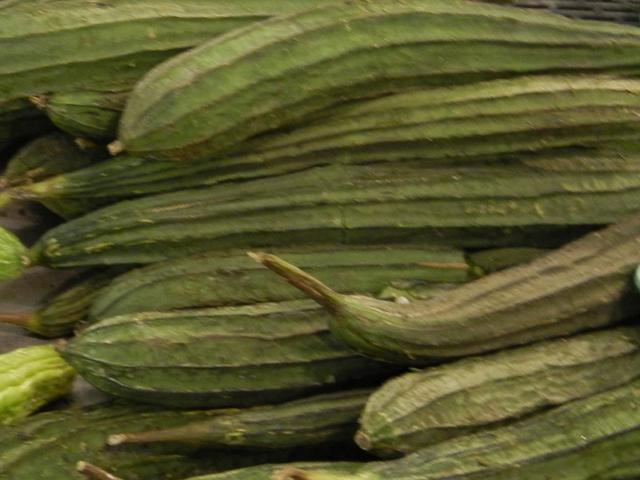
<box><xmin>3</xmin><ymin>132</ymin><xmax>106</xmax><ymax>187</ymax></box>
<box><xmin>34</xmin><ymin>91</ymin><xmax>129</xmax><ymax>141</ymax></box>
<box><xmin>358</xmin><ymin>327</ymin><xmax>640</xmax><ymax>456</ymax></box>
<box><xmin>254</xmin><ymin>212</ymin><xmax>640</xmax><ymax>364</ymax></box>
<box><xmin>0</xmin><ymin>268</ymin><xmax>123</xmax><ymax>337</ymax></box>
<box><xmin>61</xmin><ymin>300</ymin><xmax>399</xmax><ymax>408</ymax></box>
<box><xmin>10</xmin><ymin>76</ymin><xmax>640</xmax><ymax>213</ymax></box>
<box><xmin>1</xmin><ymin>132</ymin><xmax>109</xmax><ymax>217</ymax></box>
<box><xmin>0</xmin><ymin>345</ymin><xmax>74</xmax><ymax>425</ymax></box>
<box><xmin>0</xmin><ymin>0</ymin><xmax>333</xmax><ymax>102</ymax></box>
<box><xmin>0</xmin><ymin>227</ymin><xmax>28</xmax><ymax>282</ymax></box>
<box><xmin>89</xmin><ymin>245</ymin><xmax>470</xmax><ymax>321</ymax></box>
<box><xmin>277</xmin><ymin>380</ymin><xmax>640</xmax><ymax>480</ymax></box>
<box><xmin>108</xmin><ymin>388</ymin><xmax>372</xmax><ymax>450</ymax></box>
<box><xmin>0</xmin><ymin>403</ymin><xmax>302</xmax><ymax>480</ymax></box>
<box><xmin>4</xmin><ymin>76</ymin><xmax>640</xmax><ymax>216</ymax></box>
<box><xmin>7</xmin><ymin>155</ymin><xmax>640</xmax><ymax>276</ymax></box>
<box><xmin>116</xmin><ymin>0</ymin><xmax>640</xmax><ymax>161</ymax></box>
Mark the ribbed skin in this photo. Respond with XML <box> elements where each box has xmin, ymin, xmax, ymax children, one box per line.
<box><xmin>254</xmin><ymin>213</ymin><xmax>640</xmax><ymax>364</ymax></box>
<box><xmin>22</xmin><ymin>156</ymin><xmax>640</xmax><ymax>268</ymax></box>
<box><xmin>118</xmin><ymin>0</ymin><xmax>640</xmax><ymax>160</ymax></box>
<box><xmin>0</xmin><ymin>0</ymin><xmax>329</xmax><ymax>101</ymax></box>
<box><xmin>0</xmin><ymin>403</ymin><xmax>296</xmax><ymax>480</ymax></box>
<box><xmin>42</xmin><ymin>91</ymin><xmax>129</xmax><ymax>141</ymax></box>
<box><xmin>61</xmin><ymin>300</ymin><xmax>398</xmax><ymax>408</ymax></box>
<box><xmin>4</xmin><ymin>132</ymin><xmax>106</xmax><ymax>187</ymax></box>
<box><xmin>280</xmin><ymin>380</ymin><xmax>640</xmax><ymax>480</ymax></box>
<box><xmin>89</xmin><ymin>245</ymin><xmax>470</xmax><ymax>321</ymax></box>
<box><xmin>109</xmin><ymin>388</ymin><xmax>372</xmax><ymax>450</ymax></box>
<box><xmin>0</xmin><ymin>227</ymin><xmax>28</xmax><ymax>281</ymax></box>
<box><xmin>237</xmin><ymin>75</ymin><xmax>640</xmax><ymax>165</ymax></box>
<box><xmin>8</xmin><ymin>268</ymin><xmax>124</xmax><ymax>338</ymax></box>
<box><xmin>15</xmin><ymin>75</ymin><xmax>640</xmax><ymax>208</ymax></box>
<box><xmin>358</xmin><ymin>327</ymin><xmax>640</xmax><ymax>456</ymax></box>
<box><xmin>0</xmin><ymin>345</ymin><xmax>74</xmax><ymax>425</ymax></box>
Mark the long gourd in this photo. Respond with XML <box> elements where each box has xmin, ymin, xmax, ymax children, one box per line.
<box><xmin>0</xmin><ymin>345</ymin><xmax>74</xmax><ymax>425</ymax></box>
<box><xmin>107</xmin><ymin>389</ymin><xmax>372</xmax><ymax>450</ymax></box>
<box><xmin>89</xmin><ymin>245</ymin><xmax>470</xmax><ymax>321</ymax></box>
<box><xmin>5</xmin><ymin>156</ymin><xmax>640</xmax><ymax>277</ymax></box>
<box><xmin>0</xmin><ymin>402</ymin><xmax>303</xmax><ymax>480</ymax></box>
<box><xmin>253</xmin><ymin>212</ymin><xmax>640</xmax><ymax>364</ymax></box>
<box><xmin>357</xmin><ymin>327</ymin><xmax>640</xmax><ymax>456</ymax></box>
<box><xmin>0</xmin><ymin>0</ymin><xmax>332</xmax><ymax>103</ymax></box>
<box><xmin>0</xmin><ymin>268</ymin><xmax>123</xmax><ymax>337</ymax></box>
<box><xmin>115</xmin><ymin>0</ymin><xmax>640</xmax><ymax>160</ymax></box>
<box><xmin>8</xmin><ymin>76</ymin><xmax>640</xmax><ymax>212</ymax></box>
<box><xmin>274</xmin><ymin>379</ymin><xmax>640</xmax><ymax>480</ymax></box>
<box><xmin>60</xmin><ymin>300</ymin><xmax>398</xmax><ymax>408</ymax></box>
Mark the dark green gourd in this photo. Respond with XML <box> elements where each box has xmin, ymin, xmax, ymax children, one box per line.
<box><xmin>60</xmin><ymin>300</ymin><xmax>399</xmax><ymax>408</ymax></box>
<box><xmin>253</xmin><ymin>213</ymin><xmax>640</xmax><ymax>363</ymax></box>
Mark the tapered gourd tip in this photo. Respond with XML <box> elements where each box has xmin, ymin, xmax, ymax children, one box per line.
<box><xmin>75</xmin><ymin>137</ymin><xmax>98</xmax><ymax>151</ymax></box>
<box><xmin>107</xmin><ymin>140</ymin><xmax>124</xmax><ymax>156</ymax></box>
<box><xmin>106</xmin><ymin>433</ymin><xmax>126</xmax><ymax>446</ymax></box>
<box><xmin>0</xmin><ymin>227</ymin><xmax>29</xmax><ymax>282</ymax></box>
<box><xmin>0</xmin><ymin>312</ymin><xmax>32</xmax><ymax>328</ymax></box>
<box><xmin>0</xmin><ymin>189</ymin><xmax>13</xmax><ymax>208</ymax></box>
<box><xmin>248</xmin><ymin>251</ymin><xmax>341</xmax><ymax>310</ymax></box>
<box><xmin>76</xmin><ymin>461</ymin><xmax>122</xmax><ymax>480</ymax></box>
<box><xmin>354</xmin><ymin>430</ymin><xmax>372</xmax><ymax>451</ymax></box>
<box><xmin>28</xmin><ymin>95</ymin><xmax>49</xmax><ymax>110</ymax></box>
<box><xmin>273</xmin><ymin>467</ymin><xmax>313</xmax><ymax>480</ymax></box>
<box><xmin>272</xmin><ymin>468</ymin><xmax>349</xmax><ymax>480</ymax></box>
<box><xmin>76</xmin><ymin>462</ymin><xmax>123</xmax><ymax>480</ymax></box>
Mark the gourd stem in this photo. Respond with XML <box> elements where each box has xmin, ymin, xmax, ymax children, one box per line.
<box><xmin>249</xmin><ymin>252</ymin><xmax>341</xmax><ymax>311</ymax></box>
<box><xmin>76</xmin><ymin>461</ymin><xmax>123</xmax><ymax>480</ymax></box>
<box><xmin>107</xmin><ymin>428</ymin><xmax>188</xmax><ymax>446</ymax></box>
<box><xmin>0</xmin><ymin>312</ymin><xmax>31</xmax><ymax>327</ymax></box>
<box><xmin>274</xmin><ymin>467</ymin><xmax>354</xmax><ymax>480</ymax></box>
<box><xmin>107</xmin><ymin>140</ymin><xmax>123</xmax><ymax>156</ymax></box>
<box><xmin>28</xmin><ymin>95</ymin><xmax>48</xmax><ymax>110</ymax></box>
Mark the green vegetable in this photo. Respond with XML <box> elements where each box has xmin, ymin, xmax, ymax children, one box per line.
<box><xmin>61</xmin><ymin>300</ymin><xmax>399</xmax><ymax>408</ymax></box>
<box><xmin>107</xmin><ymin>388</ymin><xmax>372</xmax><ymax>450</ymax></box>
<box><xmin>0</xmin><ymin>0</ymin><xmax>332</xmax><ymax>102</ymax></box>
<box><xmin>253</xmin><ymin>213</ymin><xmax>640</xmax><ymax>363</ymax></box>
<box><xmin>0</xmin><ymin>268</ymin><xmax>123</xmax><ymax>337</ymax></box>
<box><xmin>0</xmin><ymin>402</ymin><xmax>301</xmax><ymax>480</ymax></box>
<box><xmin>116</xmin><ymin>0</ymin><xmax>640</xmax><ymax>160</ymax></box>
<box><xmin>32</xmin><ymin>91</ymin><xmax>128</xmax><ymax>141</ymax></box>
<box><xmin>277</xmin><ymin>379</ymin><xmax>640</xmax><ymax>480</ymax></box>
<box><xmin>0</xmin><ymin>345</ymin><xmax>74</xmax><ymax>425</ymax></box>
<box><xmin>3</xmin><ymin>132</ymin><xmax>106</xmax><ymax>187</ymax></box>
<box><xmin>358</xmin><ymin>327</ymin><xmax>640</xmax><ymax>456</ymax></box>
<box><xmin>89</xmin><ymin>245</ymin><xmax>470</xmax><ymax>321</ymax></box>
<box><xmin>10</xmin><ymin>156</ymin><xmax>638</xmax><ymax>272</ymax></box>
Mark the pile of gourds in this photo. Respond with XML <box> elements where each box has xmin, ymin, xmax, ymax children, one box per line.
<box><xmin>1</xmin><ymin>1</ymin><xmax>640</xmax><ymax>479</ymax></box>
